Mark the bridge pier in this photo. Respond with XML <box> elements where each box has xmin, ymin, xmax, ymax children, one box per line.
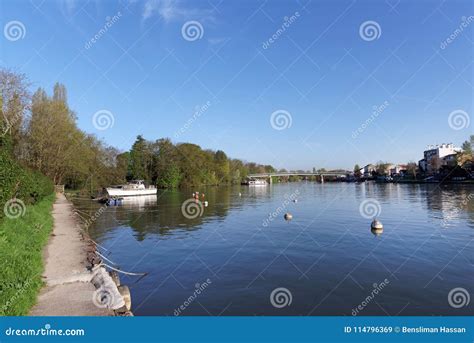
<box><xmin>321</xmin><ymin>174</ymin><xmax>324</xmax><ymax>183</ymax></box>
<box><xmin>268</xmin><ymin>176</ymin><xmax>273</xmax><ymax>184</ymax></box>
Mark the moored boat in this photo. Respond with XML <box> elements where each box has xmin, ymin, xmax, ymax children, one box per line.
<box><xmin>241</xmin><ymin>179</ymin><xmax>268</xmax><ymax>186</ymax></box>
<box><xmin>105</xmin><ymin>180</ymin><xmax>157</xmax><ymax>197</ymax></box>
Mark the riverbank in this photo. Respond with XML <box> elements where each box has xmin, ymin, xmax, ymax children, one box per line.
<box><xmin>29</xmin><ymin>194</ymin><xmax>110</xmax><ymax>316</ymax></box>
<box><xmin>0</xmin><ymin>195</ymin><xmax>54</xmax><ymax>315</ymax></box>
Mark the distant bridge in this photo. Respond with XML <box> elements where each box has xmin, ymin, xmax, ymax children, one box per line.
<box><xmin>248</xmin><ymin>171</ymin><xmax>349</xmax><ymax>183</ymax></box>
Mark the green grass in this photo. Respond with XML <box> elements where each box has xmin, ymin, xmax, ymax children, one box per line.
<box><xmin>0</xmin><ymin>194</ymin><xmax>54</xmax><ymax>315</ymax></box>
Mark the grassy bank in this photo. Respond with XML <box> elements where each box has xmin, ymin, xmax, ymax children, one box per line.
<box><xmin>0</xmin><ymin>194</ymin><xmax>55</xmax><ymax>315</ymax></box>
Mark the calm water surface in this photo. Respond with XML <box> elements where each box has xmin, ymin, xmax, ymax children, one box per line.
<box><xmin>73</xmin><ymin>183</ymin><xmax>474</xmax><ymax>316</ymax></box>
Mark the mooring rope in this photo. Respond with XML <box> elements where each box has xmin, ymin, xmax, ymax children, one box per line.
<box><xmin>95</xmin><ymin>251</ymin><xmax>119</xmax><ymax>266</ymax></box>
<box><xmin>101</xmin><ymin>263</ymin><xmax>148</xmax><ymax>277</ymax></box>
<box><xmin>88</xmin><ymin>238</ymin><xmax>110</xmax><ymax>252</ymax></box>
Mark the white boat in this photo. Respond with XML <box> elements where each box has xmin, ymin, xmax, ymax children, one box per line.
<box><xmin>106</xmin><ymin>180</ymin><xmax>157</xmax><ymax>197</ymax></box>
<box><xmin>242</xmin><ymin>179</ymin><xmax>268</xmax><ymax>186</ymax></box>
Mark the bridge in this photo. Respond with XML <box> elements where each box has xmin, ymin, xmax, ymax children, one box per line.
<box><xmin>247</xmin><ymin>171</ymin><xmax>349</xmax><ymax>183</ymax></box>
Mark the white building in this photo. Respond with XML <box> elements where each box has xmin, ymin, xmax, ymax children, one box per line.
<box><xmin>419</xmin><ymin>143</ymin><xmax>461</xmax><ymax>173</ymax></box>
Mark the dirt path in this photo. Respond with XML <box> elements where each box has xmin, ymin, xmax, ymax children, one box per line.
<box><xmin>30</xmin><ymin>193</ymin><xmax>111</xmax><ymax>316</ymax></box>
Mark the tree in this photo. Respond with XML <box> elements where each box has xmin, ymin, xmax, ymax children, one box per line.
<box><xmin>354</xmin><ymin>164</ymin><xmax>361</xmax><ymax>178</ymax></box>
<box><xmin>406</xmin><ymin>162</ymin><xmax>418</xmax><ymax>178</ymax></box>
<box><xmin>429</xmin><ymin>157</ymin><xmax>442</xmax><ymax>174</ymax></box>
<box><xmin>461</xmin><ymin>136</ymin><xmax>473</xmax><ymax>154</ymax></box>
<box><xmin>0</xmin><ymin>69</ymin><xmax>30</xmax><ymax>154</ymax></box>
<box><xmin>458</xmin><ymin>136</ymin><xmax>474</xmax><ymax>170</ymax></box>
<box><xmin>375</xmin><ymin>162</ymin><xmax>391</xmax><ymax>176</ymax></box>
<box><xmin>129</xmin><ymin>135</ymin><xmax>153</xmax><ymax>182</ymax></box>
<box><xmin>214</xmin><ymin>150</ymin><xmax>230</xmax><ymax>183</ymax></box>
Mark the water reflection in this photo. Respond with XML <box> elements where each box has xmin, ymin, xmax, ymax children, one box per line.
<box><xmin>71</xmin><ymin>183</ymin><xmax>474</xmax><ymax>316</ymax></box>
<box><xmin>424</xmin><ymin>185</ymin><xmax>474</xmax><ymax>228</ymax></box>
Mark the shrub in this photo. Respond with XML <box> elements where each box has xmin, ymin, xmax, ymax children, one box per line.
<box><xmin>0</xmin><ymin>149</ymin><xmax>53</xmax><ymax>219</ymax></box>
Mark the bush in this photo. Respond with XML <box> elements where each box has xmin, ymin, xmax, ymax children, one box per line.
<box><xmin>0</xmin><ymin>149</ymin><xmax>53</xmax><ymax>219</ymax></box>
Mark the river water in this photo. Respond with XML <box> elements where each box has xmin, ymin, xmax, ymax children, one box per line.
<box><xmin>73</xmin><ymin>183</ymin><xmax>474</xmax><ymax>316</ymax></box>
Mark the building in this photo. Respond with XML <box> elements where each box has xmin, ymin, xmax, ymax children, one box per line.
<box><xmin>363</xmin><ymin>164</ymin><xmax>375</xmax><ymax>177</ymax></box>
<box><xmin>419</xmin><ymin>143</ymin><xmax>461</xmax><ymax>173</ymax></box>
<box><xmin>442</xmin><ymin>154</ymin><xmax>457</xmax><ymax>167</ymax></box>
<box><xmin>390</xmin><ymin>164</ymin><xmax>407</xmax><ymax>176</ymax></box>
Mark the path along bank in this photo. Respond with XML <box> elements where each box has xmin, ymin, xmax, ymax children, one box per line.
<box><xmin>29</xmin><ymin>193</ymin><xmax>111</xmax><ymax>315</ymax></box>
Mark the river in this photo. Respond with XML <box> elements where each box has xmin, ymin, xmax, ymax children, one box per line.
<box><xmin>72</xmin><ymin>183</ymin><xmax>474</xmax><ymax>316</ymax></box>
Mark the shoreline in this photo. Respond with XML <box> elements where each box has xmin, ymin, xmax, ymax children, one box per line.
<box><xmin>30</xmin><ymin>193</ymin><xmax>111</xmax><ymax>316</ymax></box>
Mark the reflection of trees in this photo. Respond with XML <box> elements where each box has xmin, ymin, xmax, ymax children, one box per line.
<box><xmin>73</xmin><ymin>185</ymin><xmax>270</xmax><ymax>242</ymax></box>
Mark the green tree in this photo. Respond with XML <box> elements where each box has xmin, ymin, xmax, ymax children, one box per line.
<box><xmin>354</xmin><ymin>164</ymin><xmax>361</xmax><ymax>178</ymax></box>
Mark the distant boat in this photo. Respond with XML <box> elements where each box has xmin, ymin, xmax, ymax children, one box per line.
<box><xmin>105</xmin><ymin>180</ymin><xmax>157</xmax><ymax>197</ymax></box>
<box><xmin>241</xmin><ymin>179</ymin><xmax>267</xmax><ymax>186</ymax></box>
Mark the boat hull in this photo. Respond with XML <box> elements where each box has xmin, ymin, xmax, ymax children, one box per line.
<box><xmin>106</xmin><ymin>188</ymin><xmax>157</xmax><ymax>197</ymax></box>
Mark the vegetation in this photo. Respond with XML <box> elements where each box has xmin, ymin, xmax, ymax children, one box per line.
<box><xmin>0</xmin><ymin>74</ymin><xmax>53</xmax><ymax>219</ymax></box>
<box><xmin>0</xmin><ymin>194</ymin><xmax>54</xmax><ymax>315</ymax></box>
<box><xmin>0</xmin><ymin>147</ymin><xmax>53</xmax><ymax>219</ymax></box>
<box><xmin>125</xmin><ymin>136</ymin><xmax>275</xmax><ymax>188</ymax></box>
<box><xmin>1</xmin><ymin>68</ymin><xmax>276</xmax><ymax>196</ymax></box>
<box><xmin>457</xmin><ymin>135</ymin><xmax>474</xmax><ymax>168</ymax></box>
<box><xmin>353</xmin><ymin>164</ymin><xmax>361</xmax><ymax>178</ymax></box>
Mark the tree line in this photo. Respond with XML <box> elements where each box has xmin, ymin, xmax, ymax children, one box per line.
<box><xmin>123</xmin><ymin>135</ymin><xmax>276</xmax><ymax>188</ymax></box>
<box><xmin>0</xmin><ymin>69</ymin><xmax>275</xmax><ymax>194</ymax></box>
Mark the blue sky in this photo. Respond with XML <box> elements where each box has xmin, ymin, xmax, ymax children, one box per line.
<box><xmin>1</xmin><ymin>0</ymin><xmax>472</xmax><ymax>170</ymax></box>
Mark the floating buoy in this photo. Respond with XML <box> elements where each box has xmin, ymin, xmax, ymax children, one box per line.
<box><xmin>284</xmin><ymin>213</ymin><xmax>293</xmax><ymax>221</ymax></box>
<box><xmin>293</xmin><ymin>199</ymin><xmax>298</xmax><ymax>203</ymax></box>
<box><xmin>371</xmin><ymin>219</ymin><xmax>383</xmax><ymax>230</ymax></box>
<box><xmin>371</xmin><ymin>227</ymin><xmax>383</xmax><ymax>236</ymax></box>
<box><xmin>371</xmin><ymin>219</ymin><xmax>383</xmax><ymax>236</ymax></box>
